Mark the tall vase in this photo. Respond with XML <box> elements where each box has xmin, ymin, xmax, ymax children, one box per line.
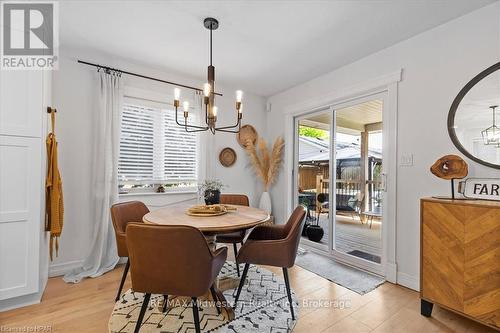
<box><xmin>259</xmin><ymin>191</ymin><xmax>272</xmax><ymax>214</ymax></box>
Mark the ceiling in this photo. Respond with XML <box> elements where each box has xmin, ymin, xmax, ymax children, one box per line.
<box><xmin>302</xmin><ymin>99</ymin><xmax>382</xmax><ymax>133</ymax></box>
<box><xmin>59</xmin><ymin>0</ymin><xmax>495</xmax><ymax>97</ymax></box>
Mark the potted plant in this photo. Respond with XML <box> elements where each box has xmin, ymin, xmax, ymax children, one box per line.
<box><xmin>306</xmin><ymin>218</ymin><xmax>324</xmax><ymax>242</ymax></box>
<box><xmin>199</xmin><ymin>179</ymin><xmax>225</xmax><ymax>205</ymax></box>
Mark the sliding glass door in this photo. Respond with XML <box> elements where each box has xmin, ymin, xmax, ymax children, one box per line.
<box><xmin>294</xmin><ymin>94</ymin><xmax>386</xmax><ymax>275</ymax></box>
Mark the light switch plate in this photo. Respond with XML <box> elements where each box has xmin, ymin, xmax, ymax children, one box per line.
<box><xmin>400</xmin><ymin>154</ymin><xmax>414</xmax><ymax>166</ymax></box>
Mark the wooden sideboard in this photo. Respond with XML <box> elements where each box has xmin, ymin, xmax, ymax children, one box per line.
<box><xmin>420</xmin><ymin>198</ymin><xmax>500</xmax><ymax>330</ymax></box>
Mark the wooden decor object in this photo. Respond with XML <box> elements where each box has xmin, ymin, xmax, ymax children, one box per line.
<box><xmin>237</xmin><ymin>124</ymin><xmax>258</xmax><ymax>148</ymax></box>
<box><xmin>430</xmin><ymin>155</ymin><xmax>468</xmax><ymax>199</ymax></box>
<box><xmin>219</xmin><ymin>147</ymin><xmax>236</xmax><ymax>167</ymax></box>
<box><xmin>420</xmin><ymin>198</ymin><xmax>500</xmax><ymax>330</ymax></box>
<box><xmin>430</xmin><ymin>154</ymin><xmax>468</xmax><ymax>179</ymax></box>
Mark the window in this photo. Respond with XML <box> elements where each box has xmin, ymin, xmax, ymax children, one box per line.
<box><xmin>118</xmin><ymin>98</ymin><xmax>198</xmax><ymax>193</ymax></box>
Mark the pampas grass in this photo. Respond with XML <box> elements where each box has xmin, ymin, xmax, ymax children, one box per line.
<box><xmin>245</xmin><ymin>136</ymin><xmax>285</xmax><ymax>191</ymax></box>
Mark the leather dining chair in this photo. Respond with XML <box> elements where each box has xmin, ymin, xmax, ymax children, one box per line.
<box><xmin>126</xmin><ymin>223</ymin><xmax>227</xmax><ymax>333</ymax></box>
<box><xmin>233</xmin><ymin>206</ymin><xmax>306</xmax><ymax>320</ymax></box>
<box><xmin>110</xmin><ymin>201</ymin><xmax>149</xmax><ymax>302</ymax></box>
<box><xmin>215</xmin><ymin>194</ymin><xmax>249</xmax><ymax>277</ymax></box>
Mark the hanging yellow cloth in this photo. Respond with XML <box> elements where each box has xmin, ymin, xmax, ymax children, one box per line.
<box><xmin>45</xmin><ymin>110</ymin><xmax>64</xmax><ymax>261</ymax></box>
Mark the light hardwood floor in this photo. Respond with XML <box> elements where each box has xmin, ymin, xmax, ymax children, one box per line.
<box><xmin>0</xmin><ymin>263</ymin><xmax>496</xmax><ymax>333</ymax></box>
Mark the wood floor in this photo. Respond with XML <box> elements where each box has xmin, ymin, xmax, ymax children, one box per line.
<box><xmin>0</xmin><ymin>263</ymin><xmax>496</xmax><ymax>333</ymax></box>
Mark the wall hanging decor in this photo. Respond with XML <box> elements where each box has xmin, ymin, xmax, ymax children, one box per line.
<box><xmin>244</xmin><ymin>136</ymin><xmax>285</xmax><ymax>214</ymax></box>
<box><xmin>219</xmin><ymin>147</ymin><xmax>237</xmax><ymax>167</ymax></box>
<box><xmin>237</xmin><ymin>124</ymin><xmax>258</xmax><ymax>148</ymax></box>
<box><xmin>430</xmin><ymin>154</ymin><xmax>468</xmax><ymax>199</ymax></box>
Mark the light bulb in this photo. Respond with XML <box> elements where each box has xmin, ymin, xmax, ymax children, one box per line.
<box><xmin>203</xmin><ymin>83</ymin><xmax>211</xmax><ymax>97</ymax></box>
<box><xmin>212</xmin><ymin>106</ymin><xmax>218</xmax><ymax>117</ymax></box>
<box><xmin>236</xmin><ymin>90</ymin><xmax>243</xmax><ymax>103</ymax></box>
<box><xmin>183</xmin><ymin>101</ymin><xmax>189</xmax><ymax>112</ymax></box>
<box><xmin>174</xmin><ymin>88</ymin><xmax>180</xmax><ymax>100</ymax></box>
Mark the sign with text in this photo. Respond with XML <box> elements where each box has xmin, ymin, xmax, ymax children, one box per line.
<box><xmin>1</xmin><ymin>1</ymin><xmax>58</xmax><ymax>70</ymax></box>
<box><xmin>458</xmin><ymin>178</ymin><xmax>500</xmax><ymax>201</ymax></box>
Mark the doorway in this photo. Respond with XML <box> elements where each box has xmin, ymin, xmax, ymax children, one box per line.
<box><xmin>294</xmin><ymin>94</ymin><xmax>387</xmax><ymax>275</ymax></box>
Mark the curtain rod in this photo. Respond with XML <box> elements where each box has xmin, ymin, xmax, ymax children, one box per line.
<box><xmin>77</xmin><ymin>60</ymin><xmax>223</xmax><ymax>96</ymax></box>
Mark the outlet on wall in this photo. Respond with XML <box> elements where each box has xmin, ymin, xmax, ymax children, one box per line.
<box><xmin>400</xmin><ymin>154</ymin><xmax>414</xmax><ymax>166</ymax></box>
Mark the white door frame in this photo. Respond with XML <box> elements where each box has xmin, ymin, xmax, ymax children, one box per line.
<box><xmin>284</xmin><ymin>70</ymin><xmax>401</xmax><ymax>282</ymax></box>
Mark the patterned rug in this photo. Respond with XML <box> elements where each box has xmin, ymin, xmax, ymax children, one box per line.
<box><xmin>108</xmin><ymin>262</ymin><xmax>298</xmax><ymax>332</ymax></box>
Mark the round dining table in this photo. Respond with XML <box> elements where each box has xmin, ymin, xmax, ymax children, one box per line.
<box><xmin>142</xmin><ymin>202</ymin><xmax>270</xmax><ymax>319</ymax></box>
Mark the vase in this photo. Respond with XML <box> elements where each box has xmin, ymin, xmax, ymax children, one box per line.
<box><xmin>259</xmin><ymin>191</ymin><xmax>272</xmax><ymax>214</ymax></box>
<box><xmin>204</xmin><ymin>189</ymin><xmax>220</xmax><ymax>205</ymax></box>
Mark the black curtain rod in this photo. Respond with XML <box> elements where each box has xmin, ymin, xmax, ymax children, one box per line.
<box><xmin>77</xmin><ymin>60</ymin><xmax>223</xmax><ymax>96</ymax></box>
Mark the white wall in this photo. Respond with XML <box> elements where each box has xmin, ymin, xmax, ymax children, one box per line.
<box><xmin>50</xmin><ymin>46</ymin><xmax>267</xmax><ymax>276</ymax></box>
<box><xmin>266</xmin><ymin>3</ymin><xmax>500</xmax><ymax>290</ymax></box>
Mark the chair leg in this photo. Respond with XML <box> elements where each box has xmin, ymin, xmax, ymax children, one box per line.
<box><xmin>191</xmin><ymin>297</ymin><xmax>201</xmax><ymax>333</ymax></box>
<box><xmin>115</xmin><ymin>259</ymin><xmax>130</xmax><ymax>301</ymax></box>
<box><xmin>233</xmin><ymin>243</ymin><xmax>240</xmax><ymax>277</ymax></box>
<box><xmin>162</xmin><ymin>295</ymin><xmax>168</xmax><ymax>313</ymax></box>
<box><xmin>134</xmin><ymin>293</ymin><xmax>150</xmax><ymax>333</ymax></box>
<box><xmin>282</xmin><ymin>267</ymin><xmax>295</xmax><ymax>320</ymax></box>
<box><xmin>210</xmin><ymin>285</ymin><xmax>221</xmax><ymax>315</ymax></box>
<box><xmin>234</xmin><ymin>263</ymin><xmax>249</xmax><ymax>305</ymax></box>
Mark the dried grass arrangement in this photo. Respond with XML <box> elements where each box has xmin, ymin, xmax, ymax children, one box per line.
<box><xmin>245</xmin><ymin>136</ymin><xmax>285</xmax><ymax>191</ymax></box>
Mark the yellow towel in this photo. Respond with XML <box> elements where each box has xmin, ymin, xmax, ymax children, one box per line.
<box><xmin>45</xmin><ymin>111</ymin><xmax>64</xmax><ymax>261</ymax></box>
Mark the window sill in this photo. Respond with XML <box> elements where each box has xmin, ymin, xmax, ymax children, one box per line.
<box><xmin>119</xmin><ymin>191</ymin><xmax>198</xmax><ymax>197</ymax></box>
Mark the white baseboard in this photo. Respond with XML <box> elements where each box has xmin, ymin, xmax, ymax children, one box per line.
<box><xmin>49</xmin><ymin>260</ymin><xmax>83</xmax><ymax>277</ymax></box>
<box><xmin>397</xmin><ymin>271</ymin><xmax>419</xmax><ymax>291</ymax></box>
<box><xmin>0</xmin><ymin>292</ymin><xmax>41</xmax><ymax>312</ymax></box>
<box><xmin>385</xmin><ymin>262</ymin><xmax>397</xmax><ymax>283</ymax></box>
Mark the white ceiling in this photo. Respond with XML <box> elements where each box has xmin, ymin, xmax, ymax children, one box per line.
<box><xmin>60</xmin><ymin>0</ymin><xmax>495</xmax><ymax>97</ymax></box>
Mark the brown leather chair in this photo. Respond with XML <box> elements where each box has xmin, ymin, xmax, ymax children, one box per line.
<box><xmin>126</xmin><ymin>223</ymin><xmax>227</xmax><ymax>333</ymax></box>
<box><xmin>234</xmin><ymin>206</ymin><xmax>306</xmax><ymax>320</ymax></box>
<box><xmin>215</xmin><ymin>194</ymin><xmax>249</xmax><ymax>276</ymax></box>
<box><xmin>110</xmin><ymin>201</ymin><xmax>149</xmax><ymax>302</ymax></box>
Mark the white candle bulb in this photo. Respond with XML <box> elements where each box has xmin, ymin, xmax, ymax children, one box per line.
<box><xmin>212</xmin><ymin>106</ymin><xmax>218</xmax><ymax>117</ymax></box>
<box><xmin>203</xmin><ymin>83</ymin><xmax>211</xmax><ymax>97</ymax></box>
<box><xmin>236</xmin><ymin>90</ymin><xmax>243</xmax><ymax>103</ymax></box>
<box><xmin>183</xmin><ymin>101</ymin><xmax>189</xmax><ymax>112</ymax></box>
<box><xmin>174</xmin><ymin>88</ymin><xmax>180</xmax><ymax>100</ymax></box>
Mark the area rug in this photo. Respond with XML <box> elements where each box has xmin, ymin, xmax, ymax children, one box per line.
<box><xmin>295</xmin><ymin>251</ymin><xmax>384</xmax><ymax>295</ymax></box>
<box><xmin>108</xmin><ymin>262</ymin><xmax>298</xmax><ymax>332</ymax></box>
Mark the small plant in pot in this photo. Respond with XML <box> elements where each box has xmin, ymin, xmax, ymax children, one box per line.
<box><xmin>306</xmin><ymin>216</ymin><xmax>324</xmax><ymax>242</ymax></box>
<box><xmin>198</xmin><ymin>179</ymin><xmax>225</xmax><ymax>205</ymax></box>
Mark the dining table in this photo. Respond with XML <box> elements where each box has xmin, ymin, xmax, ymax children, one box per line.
<box><xmin>142</xmin><ymin>202</ymin><xmax>270</xmax><ymax>320</ymax></box>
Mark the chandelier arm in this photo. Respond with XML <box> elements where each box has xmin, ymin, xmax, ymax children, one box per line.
<box><xmin>214</xmin><ymin>119</ymin><xmax>241</xmax><ymax>130</ymax></box>
<box><xmin>175</xmin><ymin>106</ymin><xmax>207</xmax><ymax>129</ymax></box>
<box><xmin>215</xmin><ymin>127</ymin><xmax>241</xmax><ymax>133</ymax></box>
<box><xmin>214</xmin><ymin>109</ymin><xmax>241</xmax><ymax>130</ymax></box>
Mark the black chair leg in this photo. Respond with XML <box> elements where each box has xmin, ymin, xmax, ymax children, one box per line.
<box><xmin>115</xmin><ymin>259</ymin><xmax>130</xmax><ymax>301</ymax></box>
<box><xmin>134</xmin><ymin>293</ymin><xmax>150</xmax><ymax>333</ymax></box>
<box><xmin>191</xmin><ymin>297</ymin><xmax>201</xmax><ymax>333</ymax></box>
<box><xmin>282</xmin><ymin>267</ymin><xmax>295</xmax><ymax>320</ymax></box>
<box><xmin>209</xmin><ymin>285</ymin><xmax>221</xmax><ymax>315</ymax></box>
<box><xmin>162</xmin><ymin>295</ymin><xmax>169</xmax><ymax>313</ymax></box>
<box><xmin>233</xmin><ymin>243</ymin><xmax>240</xmax><ymax>277</ymax></box>
<box><xmin>234</xmin><ymin>263</ymin><xmax>249</xmax><ymax>305</ymax></box>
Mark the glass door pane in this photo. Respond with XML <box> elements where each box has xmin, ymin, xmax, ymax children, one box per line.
<box><xmin>333</xmin><ymin>99</ymin><xmax>383</xmax><ymax>264</ymax></box>
<box><xmin>296</xmin><ymin>110</ymin><xmax>332</xmax><ymax>251</ymax></box>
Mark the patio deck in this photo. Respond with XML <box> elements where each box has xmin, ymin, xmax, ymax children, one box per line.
<box><xmin>301</xmin><ymin>214</ymin><xmax>382</xmax><ymax>263</ymax></box>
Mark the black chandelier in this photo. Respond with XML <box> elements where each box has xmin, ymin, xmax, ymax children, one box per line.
<box><xmin>173</xmin><ymin>17</ymin><xmax>243</xmax><ymax>134</ymax></box>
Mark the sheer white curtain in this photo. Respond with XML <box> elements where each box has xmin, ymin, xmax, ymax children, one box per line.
<box><xmin>64</xmin><ymin>71</ymin><xmax>122</xmax><ymax>283</ymax></box>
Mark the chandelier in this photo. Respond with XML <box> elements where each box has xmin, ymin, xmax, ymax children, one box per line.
<box><xmin>481</xmin><ymin>105</ymin><xmax>500</xmax><ymax>146</ymax></box>
<box><xmin>173</xmin><ymin>17</ymin><xmax>242</xmax><ymax>134</ymax></box>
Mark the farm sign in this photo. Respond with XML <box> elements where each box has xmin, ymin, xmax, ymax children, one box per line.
<box><xmin>458</xmin><ymin>178</ymin><xmax>500</xmax><ymax>201</ymax></box>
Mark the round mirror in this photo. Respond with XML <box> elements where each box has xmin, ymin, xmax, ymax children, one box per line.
<box><xmin>448</xmin><ymin>62</ymin><xmax>500</xmax><ymax>169</ymax></box>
